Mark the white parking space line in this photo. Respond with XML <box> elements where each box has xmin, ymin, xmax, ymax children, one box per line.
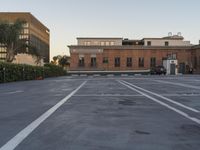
<box><xmin>0</xmin><ymin>81</ymin><xmax>87</xmax><ymax>150</ymax></box>
<box><xmin>73</xmin><ymin>94</ymin><xmax>143</xmax><ymax>97</ymax></box>
<box><xmin>118</xmin><ymin>81</ymin><xmax>200</xmax><ymax>125</ymax></box>
<box><xmin>161</xmin><ymin>94</ymin><xmax>200</xmax><ymax>97</ymax></box>
<box><xmin>0</xmin><ymin>91</ymin><xmax>24</xmax><ymax>95</ymax></box>
<box><xmin>121</xmin><ymin>80</ymin><xmax>200</xmax><ymax>113</ymax></box>
<box><xmin>154</xmin><ymin>80</ymin><xmax>200</xmax><ymax>90</ymax></box>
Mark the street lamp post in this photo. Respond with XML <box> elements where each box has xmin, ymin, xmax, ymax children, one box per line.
<box><xmin>3</xmin><ymin>67</ymin><xmax>5</xmax><ymax>83</ymax></box>
<box><xmin>42</xmin><ymin>67</ymin><xmax>45</xmax><ymax>79</ymax></box>
<box><xmin>22</xmin><ymin>67</ymin><xmax>25</xmax><ymax>80</ymax></box>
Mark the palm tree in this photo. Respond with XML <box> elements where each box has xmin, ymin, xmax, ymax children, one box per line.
<box><xmin>58</xmin><ymin>55</ymin><xmax>70</xmax><ymax>67</ymax></box>
<box><xmin>52</xmin><ymin>56</ymin><xmax>59</xmax><ymax>65</ymax></box>
<box><xmin>0</xmin><ymin>19</ymin><xmax>40</xmax><ymax>62</ymax></box>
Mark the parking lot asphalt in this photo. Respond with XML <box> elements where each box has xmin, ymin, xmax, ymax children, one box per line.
<box><xmin>0</xmin><ymin>75</ymin><xmax>200</xmax><ymax>150</ymax></box>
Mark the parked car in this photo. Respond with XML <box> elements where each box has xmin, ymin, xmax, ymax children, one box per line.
<box><xmin>150</xmin><ymin>66</ymin><xmax>166</xmax><ymax>75</ymax></box>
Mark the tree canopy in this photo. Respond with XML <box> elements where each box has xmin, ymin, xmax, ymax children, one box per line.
<box><xmin>51</xmin><ymin>55</ymin><xmax>70</xmax><ymax>67</ymax></box>
<box><xmin>0</xmin><ymin>19</ymin><xmax>40</xmax><ymax>62</ymax></box>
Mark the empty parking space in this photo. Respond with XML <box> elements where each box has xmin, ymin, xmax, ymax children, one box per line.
<box><xmin>0</xmin><ymin>78</ymin><xmax>85</xmax><ymax>148</ymax></box>
<box><xmin>123</xmin><ymin>77</ymin><xmax>200</xmax><ymax>111</ymax></box>
<box><xmin>0</xmin><ymin>75</ymin><xmax>200</xmax><ymax>150</ymax></box>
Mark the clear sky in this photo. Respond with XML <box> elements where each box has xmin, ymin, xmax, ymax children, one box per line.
<box><xmin>1</xmin><ymin>0</ymin><xmax>200</xmax><ymax>60</ymax></box>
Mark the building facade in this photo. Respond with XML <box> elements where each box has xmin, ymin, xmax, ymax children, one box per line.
<box><xmin>69</xmin><ymin>35</ymin><xmax>200</xmax><ymax>74</ymax></box>
<box><xmin>0</xmin><ymin>12</ymin><xmax>50</xmax><ymax>63</ymax></box>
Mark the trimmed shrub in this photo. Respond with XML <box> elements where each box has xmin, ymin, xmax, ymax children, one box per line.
<box><xmin>44</xmin><ymin>63</ymin><xmax>66</xmax><ymax>77</ymax></box>
<box><xmin>0</xmin><ymin>62</ymin><xmax>66</xmax><ymax>83</ymax></box>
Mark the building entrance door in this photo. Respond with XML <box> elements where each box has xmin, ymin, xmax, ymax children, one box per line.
<box><xmin>91</xmin><ymin>57</ymin><xmax>97</xmax><ymax>67</ymax></box>
<box><xmin>170</xmin><ymin>64</ymin><xmax>176</xmax><ymax>75</ymax></box>
<box><xmin>179</xmin><ymin>63</ymin><xmax>185</xmax><ymax>74</ymax></box>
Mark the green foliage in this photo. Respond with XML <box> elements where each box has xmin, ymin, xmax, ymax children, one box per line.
<box><xmin>51</xmin><ymin>55</ymin><xmax>70</xmax><ymax>67</ymax></box>
<box><xmin>58</xmin><ymin>55</ymin><xmax>70</xmax><ymax>67</ymax></box>
<box><xmin>44</xmin><ymin>63</ymin><xmax>66</xmax><ymax>77</ymax></box>
<box><xmin>0</xmin><ymin>19</ymin><xmax>41</xmax><ymax>62</ymax></box>
<box><xmin>0</xmin><ymin>62</ymin><xmax>66</xmax><ymax>83</ymax></box>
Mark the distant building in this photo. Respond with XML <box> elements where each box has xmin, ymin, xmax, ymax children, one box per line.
<box><xmin>13</xmin><ymin>53</ymin><xmax>44</xmax><ymax>66</ymax></box>
<box><xmin>69</xmin><ymin>35</ymin><xmax>200</xmax><ymax>74</ymax></box>
<box><xmin>0</xmin><ymin>12</ymin><xmax>50</xmax><ymax>63</ymax></box>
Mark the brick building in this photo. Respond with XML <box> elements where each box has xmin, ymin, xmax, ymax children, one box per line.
<box><xmin>0</xmin><ymin>12</ymin><xmax>50</xmax><ymax>63</ymax></box>
<box><xmin>69</xmin><ymin>35</ymin><xmax>200</xmax><ymax>74</ymax></box>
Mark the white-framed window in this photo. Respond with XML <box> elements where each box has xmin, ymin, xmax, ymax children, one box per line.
<box><xmin>23</xmin><ymin>23</ymin><xmax>29</xmax><ymax>28</ymax></box>
<box><xmin>110</xmin><ymin>42</ymin><xmax>115</xmax><ymax>46</ymax></box>
<box><xmin>24</xmin><ymin>29</ymin><xmax>29</xmax><ymax>34</ymax></box>
<box><xmin>100</xmin><ymin>41</ymin><xmax>105</xmax><ymax>46</ymax></box>
<box><xmin>19</xmin><ymin>35</ymin><xmax>29</xmax><ymax>40</ymax></box>
<box><xmin>0</xmin><ymin>47</ymin><xmax>6</xmax><ymax>52</ymax></box>
<box><xmin>106</xmin><ymin>41</ymin><xmax>110</xmax><ymax>46</ymax></box>
<box><xmin>84</xmin><ymin>41</ymin><xmax>91</xmax><ymax>46</ymax></box>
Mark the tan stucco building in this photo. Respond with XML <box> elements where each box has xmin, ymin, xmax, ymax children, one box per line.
<box><xmin>0</xmin><ymin>12</ymin><xmax>50</xmax><ymax>63</ymax></box>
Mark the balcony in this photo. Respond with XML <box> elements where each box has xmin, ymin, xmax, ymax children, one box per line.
<box><xmin>90</xmin><ymin>63</ymin><xmax>97</xmax><ymax>68</ymax></box>
<box><xmin>78</xmin><ymin>63</ymin><xmax>85</xmax><ymax>67</ymax></box>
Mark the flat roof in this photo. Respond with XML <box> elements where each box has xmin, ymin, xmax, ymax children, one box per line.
<box><xmin>142</xmin><ymin>38</ymin><xmax>183</xmax><ymax>40</ymax></box>
<box><xmin>68</xmin><ymin>45</ymin><xmax>193</xmax><ymax>50</ymax></box>
<box><xmin>77</xmin><ymin>37</ymin><xmax>123</xmax><ymax>39</ymax></box>
<box><xmin>142</xmin><ymin>36</ymin><xmax>184</xmax><ymax>40</ymax></box>
<box><xmin>0</xmin><ymin>12</ymin><xmax>49</xmax><ymax>31</ymax></box>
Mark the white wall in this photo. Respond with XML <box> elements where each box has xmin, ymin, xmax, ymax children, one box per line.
<box><xmin>163</xmin><ymin>60</ymin><xmax>178</xmax><ymax>75</ymax></box>
<box><xmin>77</xmin><ymin>38</ymin><xmax>123</xmax><ymax>46</ymax></box>
<box><xmin>144</xmin><ymin>39</ymin><xmax>191</xmax><ymax>46</ymax></box>
<box><xmin>13</xmin><ymin>54</ymin><xmax>44</xmax><ymax>66</ymax></box>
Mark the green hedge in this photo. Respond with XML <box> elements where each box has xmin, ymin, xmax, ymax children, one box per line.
<box><xmin>0</xmin><ymin>62</ymin><xmax>66</xmax><ymax>83</ymax></box>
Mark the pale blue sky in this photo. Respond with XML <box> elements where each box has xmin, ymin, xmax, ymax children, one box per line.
<box><xmin>1</xmin><ymin>0</ymin><xmax>200</xmax><ymax>59</ymax></box>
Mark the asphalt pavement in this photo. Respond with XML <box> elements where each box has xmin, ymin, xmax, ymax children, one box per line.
<box><xmin>0</xmin><ymin>75</ymin><xmax>200</xmax><ymax>150</ymax></box>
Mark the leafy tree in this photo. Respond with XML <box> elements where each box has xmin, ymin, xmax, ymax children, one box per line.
<box><xmin>0</xmin><ymin>19</ymin><xmax>40</xmax><ymax>62</ymax></box>
<box><xmin>52</xmin><ymin>56</ymin><xmax>59</xmax><ymax>65</ymax></box>
<box><xmin>51</xmin><ymin>55</ymin><xmax>70</xmax><ymax>67</ymax></box>
<box><xmin>58</xmin><ymin>55</ymin><xmax>70</xmax><ymax>67</ymax></box>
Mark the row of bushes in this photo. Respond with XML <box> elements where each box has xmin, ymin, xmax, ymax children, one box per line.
<box><xmin>0</xmin><ymin>62</ymin><xmax>66</xmax><ymax>83</ymax></box>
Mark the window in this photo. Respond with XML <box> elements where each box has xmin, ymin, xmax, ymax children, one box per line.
<box><xmin>110</xmin><ymin>42</ymin><xmax>115</xmax><ymax>46</ymax></box>
<box><xmin>24</xmin><ymin>29</ymin><xmax>29</xmax><ymax>34</ymax></box>
<box><xmin>19</xmin><ymin>35</ymin><xmax>29</xmax><ymax>40</ymax></box>
<box><xmin>84</xmin><ymin>41</ymin><xmax>91</xmax><ymax>46</ymax></box>
<box><xmin>23</xmin><ymin>23</ymin><xmax>29</xmax><ymax>28</ymax></box>
<box><xmin>0</xmin><ymin>53</ymin><xmax>6</xmax><ymax>59</ymax></box>
<box><xmin>91</xmin><ymin>57</ymin><xmax>97</xmax><ymax>67</ymax></box>
<box><xmin>115</xmin><ymin>57</ymin><xmax>120</xmax><ymax>67</ymax></box>
<box><xmin>106</xmin><ymin>41</ymin><xmax>110</xmax><ymax>46</ymax></box>
<box><xmin>150</xmin><ymin>57</ymin><xmax>156</xmax><ymax>68</ymax></box>
<box><xmin>79</xmin><ymin>57</ymin><xmax>85</xmax><ymax>67</ymax></box>
<box><xmin>172</xmin><ymin>53</ymin><xmax>177</xmax><ymax>59</ymax></box>
<box><xmin>165</xmin><ymin>41</ymin><xmax>169</xmax><ymax>46</ymax></box>
<box><xmin>139</xmin><ymin>57</ymin><xmax>144</xmax><ymax>67</ymax></box>
<box><xmin>127</xmin><ymin>57</ymin><xmax>132</xmax><ymax>67</ymax></box>
<box><xmin>100</xmin><ymin>42</ymin><xmax>105</xmax><ymax>46</ymax></box>
<box><xmin>0</xmin><ymin>47</ymin><xmax>6</xmax><ymax>52</ymax></box>
<box><xmin>147</xmin><ymin>41</ymin><xmax>151</xmax><ymax>46</ymax></box>
<box><xmin>103</xmin><ymin>57</ymin><xmax>108</xmax><ymax>64</ymax></box>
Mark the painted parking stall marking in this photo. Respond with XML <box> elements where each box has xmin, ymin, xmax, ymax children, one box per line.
<box><xmin>154</xmin><ymin>80</ymin><xmax>200</xmax><ymax>90</ymax></box>
<box><xmin>118</xmin><ymin>80</ymin><xmax>200</xmax><ymax>125</ymax></box>
<box><xmin>121</xmin><ymin>80</ymin><xmax>199</xmax><ymax>113</ymax></box>
<box><xmin>73</xmin><ymin>94</ymin><xmax>143</xmax><ymax>97</ymax></box>
<box><xmin>0</xmin><ymin>81</ymin><xmax>87</xmax><ymax>150</ymax></box>
<box><xmin>0</xmin><ymin>90</ymin><xmax>24</xmax><ymax>95</ymax></box>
